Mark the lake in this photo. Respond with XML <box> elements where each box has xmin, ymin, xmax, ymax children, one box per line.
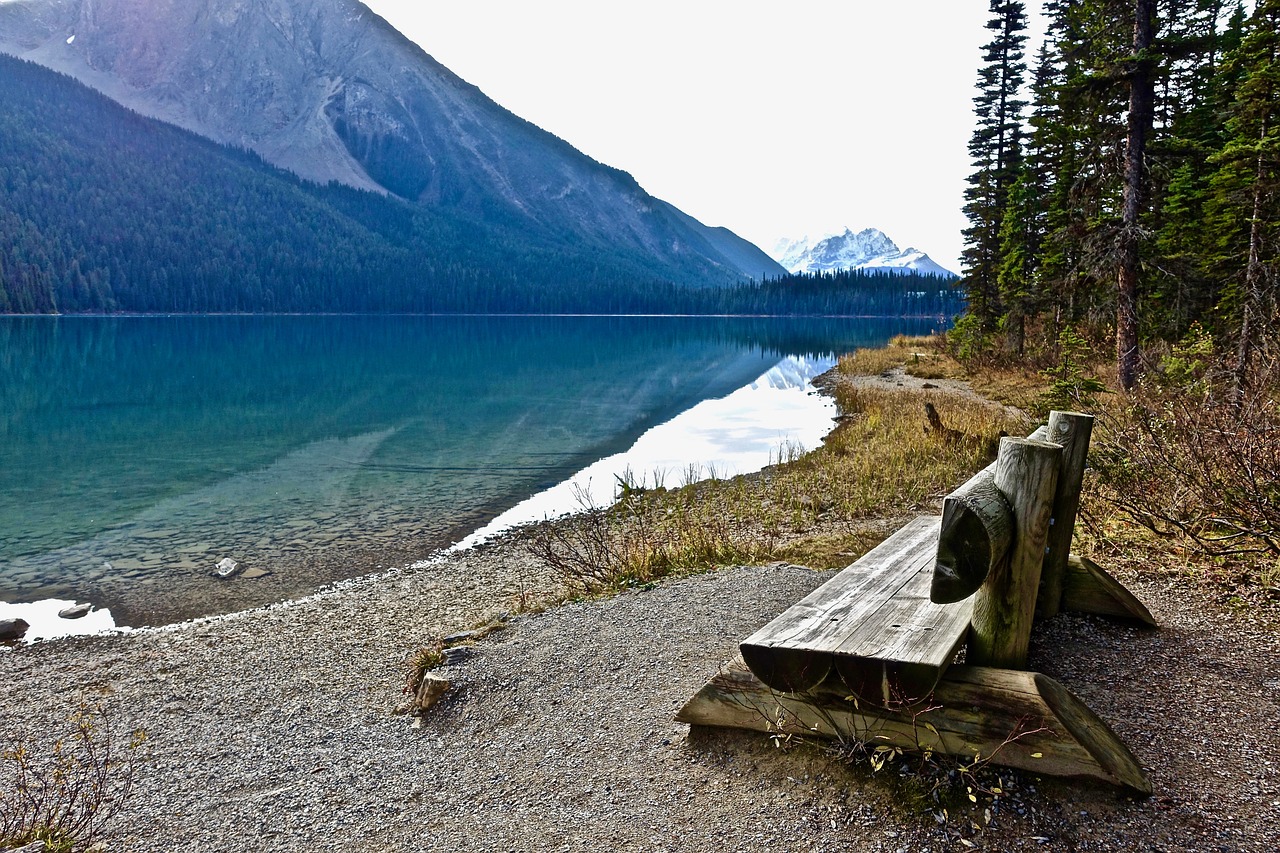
<box><xmin>0</xmin><ymin>314</ymin><xmax>939</xmax><ymax>632</ymax></box>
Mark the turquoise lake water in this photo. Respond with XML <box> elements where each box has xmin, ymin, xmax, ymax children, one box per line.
<box><xmin>0</xmin><ymin>315</ymin><xmax>938</xmax><ymax>628</ymax></box>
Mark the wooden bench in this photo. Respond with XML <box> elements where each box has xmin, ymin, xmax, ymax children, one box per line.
<box><xmin>739</xmin><ymin>515</ymin><xmax>973</xmax><ymax>703</ymax></box>
<box><xmin>678</xmin><ymin>410</ymin><xmax>1156</xmax><ymax>794</ymax></box>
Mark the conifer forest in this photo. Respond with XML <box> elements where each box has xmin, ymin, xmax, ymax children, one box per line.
<box><xmin>958</xmin><ymin>0</ymin><xmax>1278</xmax><ymax>392</ymax></box>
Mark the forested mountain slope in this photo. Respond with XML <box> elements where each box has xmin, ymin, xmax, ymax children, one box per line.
<box><xmin>0</xmin><ymin>0</ymin><xmax>784</xmax><ymax>290</ymax></box>
<box><xmin>0</xmin><ymin>57</ymin><xmax>727</xmax><ymax>313</ymax></box>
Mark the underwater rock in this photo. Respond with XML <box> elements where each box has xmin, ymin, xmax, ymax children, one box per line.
<box><xmin>58</xmin><ymin>603</ymin><xmax>93</xmax><ymax>619</ymax></box>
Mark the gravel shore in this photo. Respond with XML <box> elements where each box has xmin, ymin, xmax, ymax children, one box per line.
<box><xmin>3</xmin><ymin>531</ymin><xmax>1279</xmax><ymax>851</ymax></box>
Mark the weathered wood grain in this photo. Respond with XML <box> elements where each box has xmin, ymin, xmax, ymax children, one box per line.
<box><xmin>1037</xmin><ymin>412</ymin><xmax>1095</xmax><ymax>618</ymax></box>
<box><xmin>931</xmin><ymin>465</ymin><xmax>1014</xmax><ymax>603</ymax></box>
<box><xmin>740</xmin><ymin>516</ymin><xmax>973</xmax><ymax>699</ymax></box>
<box><xmin>676</xmin><ymin>656</ymin><xmax>1151</xmax><ymax>794</ymax></box>
<box><xmin>969</xmin><ymin>438</ymin><xmax>1061</xmax><ymax>668</ymax></box>
<box><xmin>1063</xmin><ymin>554</ymin><xmax>1158</xmax><ymax>627</ymax></box>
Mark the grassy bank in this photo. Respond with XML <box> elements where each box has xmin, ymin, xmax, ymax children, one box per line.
<box><xmin>525</xmin><ymin>331</ymin><xmax>1279</xmax><ymax>610</ymax></box>
<box><xmin>524</xmin><ymin>334</ymin><xmax>1028</xmax><ymax>595</ymax></box>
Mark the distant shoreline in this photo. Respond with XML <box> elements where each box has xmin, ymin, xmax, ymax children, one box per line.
<box><xmin>1</xmin><ymin>311</ymin><xmax>956</xmax><ymax>320</ymax></box>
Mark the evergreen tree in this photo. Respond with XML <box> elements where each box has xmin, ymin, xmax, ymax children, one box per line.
<box><xmin>961</xmin><ymin>0</ymin><xmax>1030</xmax><ymax>335</ymax></box>
<box><xmin>1146</xmin><ymin>1</ymin><xmax>1238</xmax><ymax>337</ymax></box>
<box><xmin>957</xmin><ymin>0</ymin><xmax>1279</xmax><ymax>378</ymax></box>
<box><xmin>1204</xmin><ymin>0</ymin><xmax>1280</xmax><ymax>398</ymax></box>
<box><xmin>997</xmin><ymin>159</ymin><xmax>1039</xmax><ymax>355</ymax></box>
<box><xmin>1117</xmin><ymin>0</ymin><xmax>1159</xmax><ymax>390</ymax></box>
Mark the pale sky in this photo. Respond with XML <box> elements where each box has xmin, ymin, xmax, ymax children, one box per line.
<box><xmin>364</xmin><ymin>1</ymin><xmax>1048</xmax><ymax>273</ymax></box>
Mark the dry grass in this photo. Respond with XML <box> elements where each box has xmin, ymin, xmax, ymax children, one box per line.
<box><xmin>528</xmin><ymin>329</ymin><xmax>1277</xmax><ymax>609</ymax></box>
<box><xmin>526</xmin><ymin>352</ymin><xmax>1027</xmax><ymax>591</ymax></box>
<box><xmin>1</xmin><ymin>704</ymin><xmax>145</xmax><ymax>853</ymax></box>
<box><xmin>837</xmin><ymin>335</ymin><xmax>966</xmax><ymax>384</ymax></box>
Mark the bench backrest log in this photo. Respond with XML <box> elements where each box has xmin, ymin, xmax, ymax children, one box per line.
<box><xmin>930</xmin><ymin>410</ymin><xmax>1094</xmax><ymax>669</ymax></box>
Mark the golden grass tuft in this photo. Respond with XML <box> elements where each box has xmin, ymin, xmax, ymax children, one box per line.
<box><xmin>838</xmin><ymin>334</ymin><xmax>963</xmax><ymax>383</ymax></box>
<box><xmin>527</xmin><ymin>357</ymin><xmax>1028</xmax><ymax>589</ymax></box>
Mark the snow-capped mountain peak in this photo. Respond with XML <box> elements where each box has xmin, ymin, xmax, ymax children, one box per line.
<box><xmin>771</xmin><ymin>227</ymin><xmax>956</xmax><ymax>278</ymax></box>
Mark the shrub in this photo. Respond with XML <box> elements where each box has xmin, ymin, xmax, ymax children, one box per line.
<box><xmin>1088</xmin><ymin>350</ymin><xmax>1280</xmax><ymax>568</ymax></box>
<box><xmin>1</xmin><ymin>703</ymin><xmax>145</xmax><ymax>852</ymax></box>
<box><xmin>1036</xmin><ymin>327</ymin><xmax>1107</xmax><ymax>416</ymax></box>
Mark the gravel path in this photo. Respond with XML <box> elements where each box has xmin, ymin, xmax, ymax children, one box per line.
<box><xmin>3</xmin><ymin>535</ymin><xmax>1279</xmax><ymax>851</ymax></box>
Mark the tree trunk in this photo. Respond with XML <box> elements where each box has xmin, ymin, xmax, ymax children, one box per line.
<box><xmin>1117</xmin><ymin>0</ymin><xmax>1157</xmax><ymax>391</ymax></box>
<box><xmin>1234</xmin><ymin>113</ymin><xmax>1269</xmax><ymax>407</ymax></box>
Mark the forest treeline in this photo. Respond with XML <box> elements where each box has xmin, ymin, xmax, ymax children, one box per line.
<box><xmin>0</xmin><ymin>55</ymin><xmax>956</xmax><ymax>317</ymax></box>
<box><xmin>959</xmin><ymin>0</ymin><xmax>1277</xmax><ymax>390</ymax></box>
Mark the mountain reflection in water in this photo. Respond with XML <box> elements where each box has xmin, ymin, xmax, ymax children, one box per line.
<box><xmin>0</xmin><ymin>314</ymin><xmax>940</xmax><ymax>629</ymax></box>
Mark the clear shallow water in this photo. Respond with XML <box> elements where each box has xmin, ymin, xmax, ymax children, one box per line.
<box><xmin>0</xmin><ymin>315</ymin><xmax>937</xmax><ymax>630</ymax></box>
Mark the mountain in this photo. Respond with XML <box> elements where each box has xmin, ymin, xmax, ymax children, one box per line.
<box><xmin>0</xmin><ymin>0</ymin><xmax>785</xmax><ymax>286</ymax></box>
<box><xmin>772</xmin><ymin>228</ymin><xmax>956</xmax><ymax>278</ymax></box>
<box><xmin>0</xmin><ymin>54</ymin><xmax>780</xmax><ymax>314</ymax></box>
<box><xmin>0</xmin><ymin>55</ymin><xmax>948</xmax><ymax>315</ymax></box>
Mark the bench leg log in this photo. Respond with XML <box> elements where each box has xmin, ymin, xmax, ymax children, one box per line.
<box><xmin>969</xmin><ymin>437</ymin><xmax>1062</xmax><ymax>668</ymax></box>
<box><xmin>676</xmin><ymin>656</ymin><xmax>1151</xmax><ymax>795</ymax></box>
<box><xmin>1062</xmin><ymin>554</ymin><xmax>1158</xmax><ymax>627</ymax></box>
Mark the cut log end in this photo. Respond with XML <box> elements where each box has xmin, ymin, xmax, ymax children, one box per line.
<box><xmin>739</xmin><ymin>643</ymin><xmax>830</xmax><ymax>694</ymax></box>
<box><xmin>1062</xmin><ymin>554</ymin><xmax>1158</xmax><ymax>627</ymax></box>
<box><xmin>933</xmin><ymin>488</ymin><xmax>1013</xmax><ymax>603</ymax></box>
<box><xmin>1033</xmin><ymin>672</ymin><xmax>1152</xmax><ymax>795</ymax></box>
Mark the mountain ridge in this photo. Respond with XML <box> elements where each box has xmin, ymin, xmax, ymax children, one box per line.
<box><xmin>0</xmin><ymin>0</ymin><xmax>785</xmax><ymax>283</ymax></box>
<box><xmin>772</xmin><ymin>227</ymin><xmax>956</xmax><ymax>278</ymax></box>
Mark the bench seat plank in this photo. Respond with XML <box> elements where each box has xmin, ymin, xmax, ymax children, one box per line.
<box><xmin>740</xmin><ymin>515</ymin><xmax>974</xmax><ymax>699</ymax></box>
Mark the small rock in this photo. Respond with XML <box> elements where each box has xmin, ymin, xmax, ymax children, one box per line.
<box><xmin>921</xmin><ymin>382</ymin><xmax>938</xmax><ymax>389</ymax></box>
<box><xmin>443</xmin><ymin>646</ymin><xmax>475</xmax><ymax>665</ymax></box>
<box><xmin>239</xmin><ymin>567</ymin><xmax>270</xmax><ymax>579</ymax></box>
<box><xmin>212</xmin><ymin>557</ymin><xmax>240</xmax><ymax>579</ymax></box>
<box><xmin>59</xmin><ymin>603</ymin><xmax>93</xmax><ymax>619</ymax></box>
<box><xmin>0</xmin><ymin>618</ymin><xmax>30</xmax><ymax>642</ymax></box>
<box><xmin>414</xmin><ymin>673</ymin><xmax>451</xmax><ymax>712</ymax></box>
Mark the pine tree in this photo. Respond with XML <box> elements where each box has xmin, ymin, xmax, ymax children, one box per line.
<box><xmin>1035</xmin><ymin>0</ymin><xmax>1133</xmax><ymax>333</ymax></box>
<box><xmin>997</xmin><ymin>159</ymin><xmax>1039</xmax><ymax>355</ymax></box>
<box><xmin>1140</xmin><ymin>0</ymin><xmax>1242</xmax><ymax>339</ymax></box>
<box><xmin>1204</xmin><ymin>0</ymin><xmax>1280</xmax><ymax>398</ymax></box>
<box><xmin>961</xmin><ymin>0</ymin><xmax>1030</xmax><ymax>337</ymax></box>
<box><xmin>1117</xmin><ymin>0</ymin><xmax>1159</xmax><ymax>390</ymax></box>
